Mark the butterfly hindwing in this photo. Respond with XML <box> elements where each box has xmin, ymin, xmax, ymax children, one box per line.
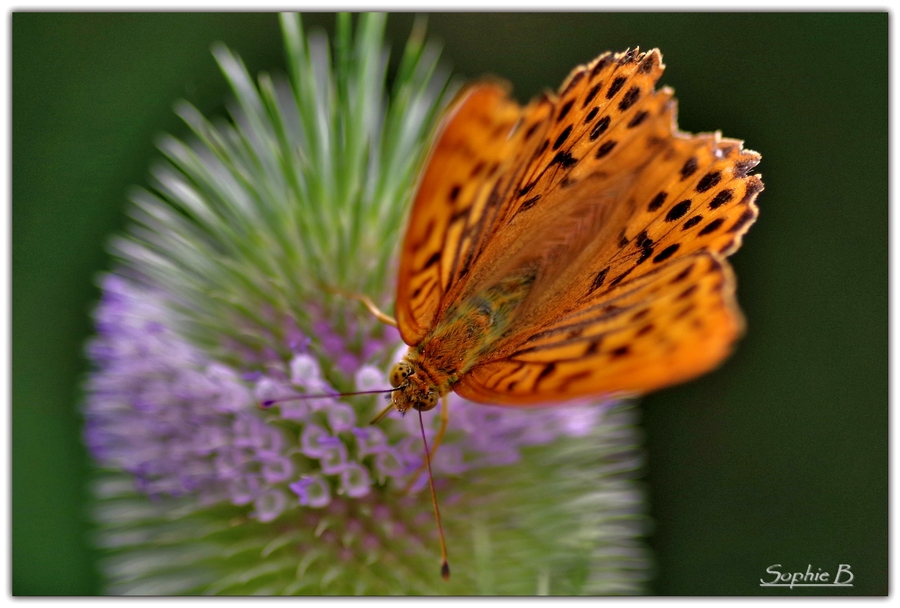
<box><xmin>574</xmin><ymin>134</ymin><xmax>762</xmax><ymax>310</ymax></box>
<box><xmin>455</xmin><ymin>253</ymin><xmax>744</xmax><ymax>404</ymax></box>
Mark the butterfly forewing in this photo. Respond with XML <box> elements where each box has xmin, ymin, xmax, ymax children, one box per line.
<box><xmin>500</xmin><ymin>49</ymin><xmax>673</xmax><ymax>223</ymax></box>
<box><xmin>395</xmin><ymin>84</ymin><xmax>523</xmax><ymax>345</ymax></box>
<box><xmin>434</xmin><ymin>50</ymin><xmax>682</xmax><ymax>314</ymax></box>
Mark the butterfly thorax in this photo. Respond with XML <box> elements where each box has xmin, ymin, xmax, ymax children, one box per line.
<box><xmin>390</xmin><ymin>272</ymin><xmax>535</xmax><ymax>413</ymax></box>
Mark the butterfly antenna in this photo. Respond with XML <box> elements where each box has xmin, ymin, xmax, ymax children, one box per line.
<box><xmin>418</xmin><ymin>409</ymin><xmax>450</xmax><ymax>580</ymax></box>
<box><xmin>259</xmin><ymin>388</ymin><xmax>397</xmax><ymax>408</ymax></box>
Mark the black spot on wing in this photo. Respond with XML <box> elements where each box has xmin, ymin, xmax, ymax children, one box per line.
<box><xmin>680</xmin><ymin>157</ymin><xmax>699</xmax><ymax>180</ymax></box>
<box><xmin>696</xmin><ymin>171</ymin><xmax>722</xmax><ymax>193</ymax></box>
<box><xmin>519</xmin><ymin>195</ymin><xmax>541</xmax><ymax>212</ymax></box>
<box><xmin>588</xmin><ymin>267</ymin><xmax>609</xmax><ymax>294</ymax></box>
<box><xmin>742</xmin><ymin>177</ymin><xmax>764</xmax><ymax>202</ymax></box>
<box><xmin>583</xmin><ymin>83</ymin><xmax>602</xmax><ymax>108</ymax></box>
<box><xmin>595</xmin><ymin>140</ymin><xmax>617</xmax><ymax>159</ymax></box>
<box><xmin>635</xmin><ymin>323</ymin><xmax>654</xmax><ymax>337</ymax></box>
<box><xmin>682</xmin><ymin>215</ymin><xmax>703</xmax><ymax>230</ymax></box>
<box><xmin>422</xmin><ymin>251</ymin><xmax>441</xmax><ymax>270</ymax></box>
<box><xmin>589</xmin><ymin>116</ymin><xmax>611</xmax><ymax>141</ymax></box>
<box><xmin>698</xmin><ymin>218</ymin><xmax>725</xmax><ymax>236</ymax></box>
<box><xmin>635</xmin><ymin>230</ymin><xmax>654</xmax><ymax>265</ymax></box>
<box><xmin>551</xmin><ymin>151</ymin><xmax>578</xmax><ymax>169</ymax></box>
<box><xmin>636</xmin><ymin>230</ymin><xmax>652</xmax><ymax>248</ymax></box>
<box><xmin>535</xmin><ymin>362</ymin><xmax>557</xmax><ymax>389</ymax></box>
<box><xmin>670</xmin><ymin>263</ymin><xmax>694</xmax><ymax>284</ymax></box>
<box><xmin>590</xmin><ymin>54</ymin><xmax>613</xmax><ymax>78</ymax></box>
<box><xmin>648</xmin><ymin>191</ymin><xmax>667</xmax><ymax>212</ymax></box>
<box><xmin>674</xmin><ymin>303</ymin><xmax>695</xmax><ymax>320</ymax></box>
<box><xmin>709</xmin><ymin>189</ymin><xmax>734</xmax><ymax>209</ymax></box>
<box><xmin>584</xmin><ymin>339</ymin><xmax>602</xmax><ymax>356</ymax></box>
<box><xmin>728</xmin><ymin>208</ymin><xmax>757</xmax><ymax>233</ymax></box>
<box><xmin>677</xmin><ymin>284</ymin><xmax>698</xmax><ymax>300</ymax></box>
<box><xmin>618</xmin><ymin>86</ymin><xmax>640</xmax><ymax>111</ymax></box>
<box><xmin>665</xmin><ymin>200</ymin><xmax>692</xmax><ymax>222</ymax></box>
<box><xmin>653</xmin><ymin>244</ymin><xmax>680</xmax><ymax>263</ymax></box>
<box><xmin>610</xmin><ymin>345</ymin><xmax>630</xmax><ymax>358</ymax></box>
<box><xmin>630</xmin><ymin>308</ymin><xmax>650</xmax><ymax>322</ymax></box>
<box><xmin>561</xmin><ymin>70</ymin><xmax>585</xmax><ymax>96</ymax></box>
<box><xmin>627</xmin><ymin>110</ymin><xmax>649</xmax><ymax>128</ymax></box>
<box><xmin>552</xmin><ymin>125</ymin><xmax>573</xmax><ymax>150</ymax></box>
<box><xmin>606</xmin><ymin>76</ymin><xmax>627</xmax><ymax>99</ymax></box>
<box><xmin>733</xmin><ymin>156</ymin><xmax>759</xmax><ymax>178</ymax></box>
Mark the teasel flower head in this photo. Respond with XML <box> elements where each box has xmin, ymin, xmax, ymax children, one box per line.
<box><xmin>83</xmin><ymin>13</ymin><xmax>652</xmax><ymax>595</ymax></box>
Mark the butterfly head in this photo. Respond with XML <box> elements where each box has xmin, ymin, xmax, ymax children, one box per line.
<box><xmin>388</xmin><ymin>358</ymin><xmax>440</xmax><ymax>414</ymax></box>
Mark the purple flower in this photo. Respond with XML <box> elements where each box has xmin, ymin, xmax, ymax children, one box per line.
<box><xmin>83</xmin><ymin>273</ymin><xmax>623</xmax><ymax>517</ymax></box>
<box><xmin>289</xmin><ymin>475</ymin><xmax>330</xmax><ymax>508</ymax></box>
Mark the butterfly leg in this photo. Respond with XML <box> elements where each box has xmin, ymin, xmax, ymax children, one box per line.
<box><xmin>402</xmin><ymin>395</ymin><xmax>450</xmax><ymax>494</ymax></box>
<box><xmin>323</xmin><ymin>286</ymin><xmax>398</xmax><ymax>327</ymax></box>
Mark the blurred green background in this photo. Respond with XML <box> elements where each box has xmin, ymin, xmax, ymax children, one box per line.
<box><xmin>13</xmin><ymin>12</ymin><xmax>887</xmax><ymax>595</ymax></box>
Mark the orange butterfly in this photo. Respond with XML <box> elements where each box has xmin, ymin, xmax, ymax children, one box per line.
<box><xmin>385</xmin><ymin>47</ymin><xmax>761</xmax><ymax>415</ymax></box>
<box><xmin>359</xmin><ymin>47</ymin><xmax>761</xmax><ymax>578</ymax></box>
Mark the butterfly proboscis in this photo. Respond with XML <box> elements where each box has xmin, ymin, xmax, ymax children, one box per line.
<box><xmin>260</xmin><ymin>379</ymin><xmax>452</xmax><ymax>580</ymax></box>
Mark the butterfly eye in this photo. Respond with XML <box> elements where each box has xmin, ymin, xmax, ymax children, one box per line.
<box><xmin>415</xmin><ymin>390</ymin><xmax>439</xmax><ymax>412</ymax></box>
<box><xmin>389</xmin><ymin>361</ymin><xmax>413</xmax><ymax>388</ymax></box>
